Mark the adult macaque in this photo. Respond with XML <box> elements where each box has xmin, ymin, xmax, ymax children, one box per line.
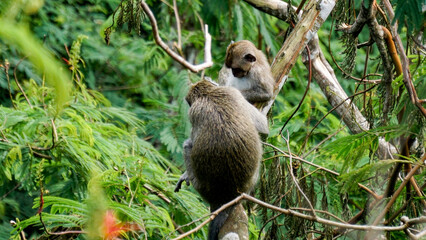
<box><xmin>175</xmin><ymin>80</ymin><xmax>265</xmax><ymax>240</ymax></box>
<box><xmin>219</xmin><ymin>40</ymin><xmax>274</xmax><ymax>106</ymax></box>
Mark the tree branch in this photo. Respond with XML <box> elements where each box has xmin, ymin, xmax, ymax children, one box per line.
<box><xmin>382</xmin><ymin>0</ymin><xmax>426</xmax><ymax>118</ymax></box>
<box><xmin>172</xmin><ymin>193</ymin><xmax>426</xmax><ymax>239</ymax></box>
<box><xmin>243</xmin><ymin>0</ymin><xmax>336</xmax><ymax>115</ymax></box>
<box><xmin>140</xmin><ymin>1</ymin><xmax>212</xmax><ymax>73</ymax></box>
<box><xmin>372</xmin><ymin>154</ymin><xmax>426</xmax><ymax>226</ymax></box>
<box><xmin>243</xmin><ymin>0</ymin><xmax>300</xmax><ymax>22</ymax></box>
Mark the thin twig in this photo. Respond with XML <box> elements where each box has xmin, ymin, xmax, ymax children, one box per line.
<box><xmin>165</xmin><ymin>213</ymin><xmax>210</xmax><ymax>240</ymax></box>
<box><xmin>405</xmin><ymin>227</ymin><xmax>426</xmax><ymax>240</ymax></box>
<box><xmin>262</xmin><ymin>142</ymin><xmax>340</xmax><ymax>176</ymax></box>
<box><xmin>282</xmin><ymin>131</ymin><xmax>317</xmax><ymax>218</ymax></box>
<box><xmin>263</xmin><ymin>141</ymin><xmax>381</xmax><ymax>199</ymax></box>
<box><xmin>0</xmin><ymin>129</ymin><xmax>9</xmax><ymax>143</ymax></box>
<box><xmin>171</xmin><ymin>195</ymin><xmax>244</xmax><ymax>240</ymax></box>
<box><xmin>409</xmin><ymin>177</ymin><xmax>426</xmax><ymax>207</ymax></box>
<box><xmin>0</xmin><ymin>182</ymin><xmax>21</xmax><ymax>200</ymax></box>
<box><xmin>172</xmin><ymin>0</ymin><xmax>182</xmax><ymax>51</ymax></box>
<box><xmin>301</xmin><ymin>84</ymin><xmax>377</xmax><ymax>150</ymax></box>
<box><xmin>290</xmin><ymin>207</ymin><xmax>346</xmax><ymax>223</ymax></box>
<box><xmin>358</xmin><ymin>184</ymin><xmax>381</xmax><ymax>200</ymax></box>
<box><xmin>410</xmin><ymin>36</ymin><xmax>426</xmax><ymax>53</ymax></box>
<box><xmin>140</xmin><ymin>1</ymin><xmax>212</xmax><ymax>73</ymax></box>
<box><xmin>329</xmin><ymin>19</ymin><xmax>381</xmax><ymax>82</ymax></box>
<box><xmin>143</xmin><ymin>184</ymin><xmax>171</xmax><ymax>204</ymax></box>
<box><xmin>124</xmin><ymin>169</ymin><xmax>135</xmax><ymax>207</ymax></box>
<box><xmin>13</xmin><ymin>57</ymin><xmax>32</xmax><ymax>108</ymax></box>
<box><xmin>3</xmin><ymin>61</ymin><xmax>16</xmax><ymax>108</ymax></box>
<box><xmin>279</xmin><ymin>45</ymin><xmax>312</xmax><ymax>134</ymax></box>
<box><xmin>302</xmin><ymin>126</ymin><xmax>346</xmax><ymax>158</ymax></box>
<box><xmin>257</xmin><ymin>213</ymin><xmax>283</xmax><ymax>240</ymax></box>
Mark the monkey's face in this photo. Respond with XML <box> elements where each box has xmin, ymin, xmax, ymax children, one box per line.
<box><xmin>224</xmin><ymin>41</ymin><xmax>257</xmax><ymax>78</ymax></box>
<box><xmin>230</xmin><ymin>53</ymin><xmax>256</xmax><ymax>78</ymax></box>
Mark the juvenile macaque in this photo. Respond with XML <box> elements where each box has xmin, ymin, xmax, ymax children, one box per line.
<box><xmin>219</xmin><ymin>40</ymin><xmax>274</xmax><ymax>106</ymax></box>
<box><xmin>175</xmin><ymin>80</ymin><xmax>265</xmax><ymax>240</ymax></box>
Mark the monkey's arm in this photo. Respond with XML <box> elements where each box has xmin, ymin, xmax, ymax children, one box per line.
<box><xmin>241</xmin><ymin>98</ymin><xmax>269</xmax><ymax>135</ymax></box>
<box><xmin>240</xmin><ymin>75</ymin><xmax>274</xmax><ymax>104</ymax></box>
<box><xmin>174</xmin><ymin>138</ymin><xmax>195</xmax><ymax>192</ymax></box>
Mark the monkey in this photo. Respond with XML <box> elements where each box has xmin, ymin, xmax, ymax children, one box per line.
<box><xmin>174</xmin><ymin>80</ymin><xmax>265</xmax><ymax>240</ymax></box>
<box><xmin>218</xmin><ymin>40</ymin><xmax>275</xmax><ymax>107</ymax></box>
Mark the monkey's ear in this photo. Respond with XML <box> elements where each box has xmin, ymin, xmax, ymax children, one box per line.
<box><xmin>244</xmin><ymin>53</ymin><xmax>256</xmax><ymax>62</ymax></box>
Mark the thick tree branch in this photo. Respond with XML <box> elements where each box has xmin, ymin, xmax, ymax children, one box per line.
<box><xmin>245</xmin><ymin>0</ymin><xmax>398</xmax><ymax>160</ymax></box>
<box><xmin>244</xmin><ymin>0</ymin><xmax>336</xmax><ymax>115</ymax></box>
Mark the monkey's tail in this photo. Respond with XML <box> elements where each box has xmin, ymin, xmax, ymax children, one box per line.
<box><xmin>208</xmin><ymin>204</ymin><xmax>236</xmax><ymax>240</ymax></box>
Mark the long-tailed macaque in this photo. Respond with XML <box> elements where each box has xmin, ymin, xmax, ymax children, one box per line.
<box><xmin>175</xmin><ymin>80</ymin><xmax>265</xmax><ymax>240</ymax></box>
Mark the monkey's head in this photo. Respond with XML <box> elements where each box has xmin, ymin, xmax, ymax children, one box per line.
<box><xmin>185</xmin><ymin>80</ymin><xmax>215</xmax><ymax>106</ymax></box>
<box><xmin>224</xmin><ymin>40</ymin><xmax>257</xmax><ymax>78</ymax></box>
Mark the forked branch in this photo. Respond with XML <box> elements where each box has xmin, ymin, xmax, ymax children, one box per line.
<box><xmin>140</xmin><ymin>1</ymin><xmax>212</xmax><ymax>73</ymax></box>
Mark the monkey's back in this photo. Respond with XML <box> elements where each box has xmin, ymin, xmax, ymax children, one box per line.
<box><xmin>189</xmin><ymin>86</ymin><xmax>261</xmax><ymax>209</ymax></box>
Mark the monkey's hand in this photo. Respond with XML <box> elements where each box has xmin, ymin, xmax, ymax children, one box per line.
<box><xmin>174</xmin><ymin>171</ymin><xmax>191</xmax><ymax>192</ymax></box>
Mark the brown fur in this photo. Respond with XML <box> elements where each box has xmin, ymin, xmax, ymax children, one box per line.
<box><xmin>184</xmin><ymin>80</ymin><xmax>261</xmax><ymax>209</ymax></box>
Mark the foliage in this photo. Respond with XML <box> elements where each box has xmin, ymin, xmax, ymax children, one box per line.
<box><xmin>0</xmin><ymin>0</ymin><xmax>425</xmax><ymax>239</ymax></box>
<box><xmin>0</xmin><ymin>4</ymin><xmax>207</xmax><ymax>238</ymax></box>
<box><xmin>392</xmin><ymin>0</ymin><xmax>425</xmax><ymax>35</ymax></box>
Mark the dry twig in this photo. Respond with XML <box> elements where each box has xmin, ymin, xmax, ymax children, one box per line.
<box><xmin>140</xmin><ymin>1</ymin><xmax>212</xmax><ymax>73</ymax></box>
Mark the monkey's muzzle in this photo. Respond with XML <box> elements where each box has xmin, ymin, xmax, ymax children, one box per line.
<box><xmin>231</xmin><ymin>68</ymin><xmax>248</xmax><ymax>78</ymax></box>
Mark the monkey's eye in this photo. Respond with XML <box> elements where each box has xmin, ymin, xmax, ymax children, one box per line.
<box><xmin>244</xmin><ymin>53</ymin><xmax>256</xmax><ymax>63</ymax></box>
<box><xmin>232</xmin><ymin>68</ymin><xmax>247</xmax><ymax>78</ymax></box>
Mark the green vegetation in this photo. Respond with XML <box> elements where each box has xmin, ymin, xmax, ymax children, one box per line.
<box><xmin>0</xmin><ymin>0</ymin><xmax>424</xmax><ymax>239</ymax></box>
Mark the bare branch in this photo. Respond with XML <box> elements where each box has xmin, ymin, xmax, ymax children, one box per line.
<box><xmin>171</xmin><ymin>195</ymin><xmax>244</xmax><ymax>240</ymax></box>
<box><xmin>243</xmin><ymin>193</ymin><xmax>425</xmax><ymax>231</ymax></box>
<box><xmin>172</xmin><ymin>189</ymin><xmax>426</xmax><ymax>239</ymax></box>
<box><xmin>263</xmin><ymin>141</ymin><xmax>381</xmax><ymax>200</ymax></box>
<box><xmin>13</xmin><ymin>57</ymin><xmax>32</xmax><ymax>108</ymax></box>
<box><xmin>243</xmin><ymin>0</ymin><xmax>299</xmax><ymax>22</ymax></box>
<box><xmin>372</xmin><ymin>155</ymin><xmax>426</xmax><ymax>226</ymax></box>
<box><xmin>3</xmin><ymin>60</ymin><xmax>16</xmax><ymax>109</ymax></box>
<box><xmin>140</xmin><ymin>1</ymin><xmax>212</xmax><ymax>73</ymax></box>
<box><xmin>262</xmin><ymin>141</ymin><xmax>340</xmax><ymax>176</ymax></box>
<box><xmin>282</xmin><ymin>131</ymin><xmax>317</xmax><ymax>218</ymax></box>
<box><xmin>404</xmin><ymin>225</ymin><xmax>426</xmax><ymax>240</ymax></box>
<box><xmin>172</xmin><ymin>0</ymin><xmax>182</xmax><ymax>51</ymax></box>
